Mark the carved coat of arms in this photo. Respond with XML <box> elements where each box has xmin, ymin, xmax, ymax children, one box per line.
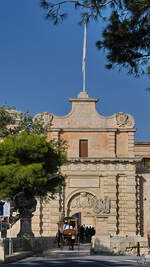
<box><xmin>116</xmin><ymin>112</ymin><xmax>129</xmax><ymax>127</ymax></box>
<box><xmin>92</xmin><ymin>196</ymin><xmax>111</xmax><ymax>215</ymax></box>
<box><xmin>71</xmin><ymin>192</ymin><xmax>92</xmax><ymax>209</ymax></box>
<box><xmin>70</xmin><ymin>193</ymin><xmax>111</xmax><ymax>215</ymax></box>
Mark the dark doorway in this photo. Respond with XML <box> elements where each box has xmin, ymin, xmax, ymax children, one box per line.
<box><xmin>72</xmin><ymin>212</ymin><xmax>81</xmax><ymax>226</ymax></box>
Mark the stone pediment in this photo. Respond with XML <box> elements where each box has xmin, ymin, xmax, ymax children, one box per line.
<box><xmin>34</xmin><ymin>92</ymin><xmax>135</xmax><ymax>130</ymax></box>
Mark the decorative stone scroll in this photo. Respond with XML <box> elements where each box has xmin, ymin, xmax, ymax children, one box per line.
<box><xmin>70</xmin><ymin>192</ymin><xmax>111</xmax><ymax>215</ymax></box>
<box><xmin>115</xmin><ymin>112</ymin><xmax>134</xmax><ymax>128</ymax></box>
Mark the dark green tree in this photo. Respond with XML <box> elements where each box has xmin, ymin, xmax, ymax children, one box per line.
<box><xmin>0</xmin><ymin>132</ymin><xmax>66</xmax><ymax>237</ymax></box>
<box><xmin>40</xmin><ymin>0</ymin><xmax>150</xmax><ymax>78</ymax></box>
<box><xmin>0</xmin><ymin>107</ymin><xmax>66</xmax><ymax>236</ymax></box>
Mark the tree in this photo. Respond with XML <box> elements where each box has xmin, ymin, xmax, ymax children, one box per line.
<box><xmin>0</xmin><ymin>132</ymin><xmax>66</xmax><ymax>237</ymax></box>
<box><xmin>40</xmin><ymin>0</ymin><xmax>150</xmax><ymax>78</ymax></box>
<box><xmin>0</xmin><ymin>107</ymin><xmax>66</xmax><ymax>237</ymax></box>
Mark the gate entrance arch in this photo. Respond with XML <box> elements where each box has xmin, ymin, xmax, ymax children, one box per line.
<box><xmin>67</xmin><ymin>192</ymin><xmax>96</xmax><ymax>228</ymax></box>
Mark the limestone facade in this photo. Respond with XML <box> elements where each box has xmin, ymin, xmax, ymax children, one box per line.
<box><xmin>32</xmin><ymin>92</ymin><xmax>138</xmax><ymax>238</ymax></box>
<box><xmin>9</xmin><ymin>92</ymin><xmax>150</xmax><ymax>253</ymax></box>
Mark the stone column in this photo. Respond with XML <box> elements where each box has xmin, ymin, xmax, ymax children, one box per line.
<box><xmin>128</xmin><ymin>132</ymin><xmax>135</xmax><ymax>157</ymax></box>
<box><xmin>126</xmin><ymin>175</ymin><xmax>137</xmax><ymax>235</ymax></box>
<box><xmin>48</xmin><ymin>197</ymin><xmax>60</xmax><ymax>236</ymax></box>
<box><xmin>109</xmin><ymin>132</ymin><xmax>116</xmax><ymax>158</ymax></box>
<box><xmin>117</xmin><ymin>174</ymin><xmax>128</xmax><ymax>235</ymax></box>
<box><xmin>96</xmin><ymin>215</ymin><xmax>109</xmax><ymax>235</ymax></box>
<box><xmin>117</xmin><ymin>174</ymin><xmax>136</xmax><ymax>236</ymax></box>
<box><xmin>103</xmin><ymin>175</ymin><xmax>117</xmax><ymax>235</ymax></box>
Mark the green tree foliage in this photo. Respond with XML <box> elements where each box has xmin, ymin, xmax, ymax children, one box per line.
<box><xmin>0</xmin><ymin>107</ymin><xmax>66</xmax><ymax>224</ymax></box>
<box><xmin>0</xmin><ymin>132</ymin><xmax>66</xmax><ymax>201</ymax></box>
<box><xmin>40</xmin><ymin>0</ymin><xmax>150</xmax><ymax>78</ymax></box>
<box><xmin>96</xmin><ymin>1</ymin><xmax>150</xmax><ymax>76</ymax></box>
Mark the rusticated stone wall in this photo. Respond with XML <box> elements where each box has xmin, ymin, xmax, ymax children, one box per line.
<box><xmin>9</xmin><ymin>91</ymin><xmax>150</xmax><ymax>254</ymax></box>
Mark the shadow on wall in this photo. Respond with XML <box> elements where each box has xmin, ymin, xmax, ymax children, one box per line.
<box><xmin>136</xmin><ymin>175</ymin><xmax>146</xmax><ymax>237</ymax></box>
<box><xmin>91</xmin><ymin>235</ymin><xmax>149</xmax><ymax>255</ymax></box>
<box><xmin>91</xmin><ymin>235</ymin><xmax>113</xmax><ymax>255</ymax></box>
<box><xmin>4</xmin><ymin>236</ymin><xmax>57</xmax><ymax>255</ymax></box>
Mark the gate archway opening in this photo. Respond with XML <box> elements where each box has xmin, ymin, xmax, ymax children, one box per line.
<box><xmin>67</xmin><ymin>192</ymin><xmax>96</xmax><ymax>243</ymax></box>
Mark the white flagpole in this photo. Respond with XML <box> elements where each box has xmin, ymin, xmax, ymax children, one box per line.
<box><xmin>82</xmin><ymin>23</ymin><xmax>87</xmax><ymax>92</ymax></box>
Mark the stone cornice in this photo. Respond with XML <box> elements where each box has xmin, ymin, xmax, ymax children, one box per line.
<box><xmin>48</xmin><ymin>128</ymin><xmax>136</xmax><ymax>132</ymax></box>
<box><xmin>118</xmin><ymin>128</ymin><xmax>136</xmax><ymax>132</ymax></box>
<box><xmin>67</xmin><ymin>157</ymin><xmax>141</xmax><ymax>163</ymax></box>
<box><xmin>135</xmin><ymin>142</ymin><xmax>150</xmax><ymax>146</ymax></box>
<box><xmin>49</xmin><ymin>128</ymin><xmax>117</xmax><ymax>132</ymax></box>
<box><xmin>136</xmin><ymin>168</ymin><xmax>150</xmax><ymax>174</ymax></box>
<box><xmin>69</xmin><ymin>98</ymin><xmax>99</xmax><ymax>103</ymax></box>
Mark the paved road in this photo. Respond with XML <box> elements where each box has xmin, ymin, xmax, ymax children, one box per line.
<box><xmin>3</xmin><ymin>244</ymin><xmax>150</xmax><ymax>266</ymax></box>
<box><xmin>5</xmin><ymin>255</ymin><xmax>150</xmax><ymax>266</ymax></box>
<box><xmin>4</xmin><ymin>255</ymin><xmax>150</xmax><ymax>267</ymax></box>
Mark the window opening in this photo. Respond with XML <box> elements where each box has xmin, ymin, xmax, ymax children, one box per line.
<box><xmin>79</xmin><ymin>139</ymin><xmax>88</xmax><ymax>157</ymax></box>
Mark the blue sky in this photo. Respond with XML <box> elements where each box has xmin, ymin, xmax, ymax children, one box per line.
<box><xmin>0</xmin><ymin>0</ymin><xmax>149</xmax><ymax>141</ymax></box>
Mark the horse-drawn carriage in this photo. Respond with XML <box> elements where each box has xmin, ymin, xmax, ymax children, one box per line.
<box><xmin>57</xmin><ymin>216</ymin><xmax>79</xmax><ymax>250</ymax></box>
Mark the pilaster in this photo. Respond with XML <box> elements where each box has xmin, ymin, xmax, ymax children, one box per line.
<box><xmin>128</xmin><ymin>132</ymin><xmax>135</xmax><ymax>157</ymax></box>
<box><xmin>109</xmin><ymin>132</ymin><xmax>116</xmax><ymax>157</ymax></box>
<box><xmin>103</xmin><ymin>175</ymin><xmax>117</xmax><ymax>235</ymax></box>
<box><xmin>117</xmin><ymin>174</ymin><xmax>136</xmax><ymax>235</ymax></box>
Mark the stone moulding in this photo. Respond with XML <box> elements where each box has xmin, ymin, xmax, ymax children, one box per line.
<box><xmin>65</xmin><ymin>188</ymin><xmax>97</xmax><ymax>205</ymax></box>
<box><xmin>136</xmin><ymin>168</ymin><xmax>150</xmax><ymax>174</ymax></box>
<box><xmin>96</xmin><ymin>214</ymin><xmax>109</xmax><ymax>218</ymax></box>
<box><xmin>48</xmin><ymin>128</ymin><xmax>136</xmax><ymax>132</ymax></box>
<box><xmin>67</xmin><ymin>157</ymin><xmax>141</xmax><ymax>163</ymax></box>
<box><xmin>69</xmin><ymin>97</ymin><xmax>99</xmax><ymax>103</ymax></box>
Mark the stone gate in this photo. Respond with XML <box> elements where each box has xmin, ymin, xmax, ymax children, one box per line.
<box><xmin>8</xmin><ymin>91</ymin><xmax>150</xmax><ymax>254</ymax></box>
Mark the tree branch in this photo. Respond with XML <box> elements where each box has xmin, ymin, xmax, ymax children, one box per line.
<box><xmin>142</xmin><ymin>55</ymin><xmax>150</xmax><ymax>58</ymax></box>
<box><xmin>42</xmin><ymin>0</ymin><xmax>115</xmax><ymax>9</ymax></box>
<box><xmin>102</xmin><ymin>0</ymin><xmax>114</xmax><ymax>7</ymax></box>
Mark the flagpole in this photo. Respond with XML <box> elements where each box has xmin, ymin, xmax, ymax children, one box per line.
<box><xmin>82</xmin><ymin>23</ymin><xmax>87</xmax><ymax>92</ymax></box>
<box><xmin>83</xmin><ymin>65</ymin><xmax>86</xmax><ymax>92</ymax></box>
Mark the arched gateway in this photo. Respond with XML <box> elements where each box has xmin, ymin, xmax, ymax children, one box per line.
<box><xmin>67</xmin><ymin>191</ymin><xmax>111</xmax><ymax>229</ymax></box>
<box><xmin>49</xmin><ymin>91</ymin><xmax>138</xmax><ymax>253</ymax></box>
<box><xmin>30</xmin><ymin>91</ymin><xmax>150</xmax><ymax>255</ymax></box>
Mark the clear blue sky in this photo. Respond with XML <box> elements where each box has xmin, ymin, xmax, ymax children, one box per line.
<box><xmin>0</xmin><ymin>0</ymin><xmax>149</xmax><ymax>141</ymax></box>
